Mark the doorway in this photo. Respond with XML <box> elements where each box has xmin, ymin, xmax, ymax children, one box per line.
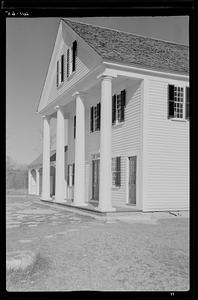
<box><xmin>128</xmin><ymin>156</ymin><xmax>137</xmax><ymax>205</ymax></box>
<box><xmin>50</xmin><ymin>166</ymin><xmax>55</xmax><ymax>197</ymax></box>
<box><xmin>92</xmin><ymin>159</ymin><xmax>100</xmax><ymax>201</ymax></box>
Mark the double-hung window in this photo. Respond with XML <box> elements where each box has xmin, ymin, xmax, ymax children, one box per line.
<box><xmin>168</xmin><ymin>85</ymin><xmax>189</xmax><ymax>120</ymax></box>
<box><xmin>67</xmin><ymin>40</ymin><xmax>77</xmax><ymax>78</ymax></box>
<box><xmin>90</xmin><ymin>102</ymin><xmax>101</xmax><ymax>132</ymax></box>
<box><xmin>112</xmin><ymin>157</ymin><xmax>121</xmax><ymax>187</ymax></box>
<box><xmin>90</xmin><ymin>89</ymin><xmax>126</xmax><ymax>132</ymax></box>
<box><xmin>56</xmin><ymin>54</ymin><xmax>64</xmax><ymax>87</ymax></box>
<box><xmin>112</xmin><ymin>90</ymin><xmax>126</xmax><ymax>124</ymax></box>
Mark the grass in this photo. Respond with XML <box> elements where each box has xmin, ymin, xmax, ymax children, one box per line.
<box><xmin>6</xmin><ymin>196</ymin><xmax>189</xmax><ymax>291</ymax></box>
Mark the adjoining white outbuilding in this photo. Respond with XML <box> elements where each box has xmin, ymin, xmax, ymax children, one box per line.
<box><xmin>31</xmin><ymin>18</ymin><xmax>189</xmax><ymax>212</ymax></box>
<box><xmin>28</xmin><ymin>147</ymin><xmax>67</xmax><ymax>198</ymax></box>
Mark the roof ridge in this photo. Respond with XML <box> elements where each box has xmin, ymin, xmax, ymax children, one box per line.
<box><xmin>62</xmin><ymin>18</ymin><xmax>188</xmax><ymax>47</ymax></box>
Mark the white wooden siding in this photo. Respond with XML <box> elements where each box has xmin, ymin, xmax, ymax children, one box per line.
<box><xmin>66</xmin><ymin>101</ymin><xmax>75</xmax><ymax>199</ymax></box>
<box><xmin>48</xmin><ymin>51</ymin><xmax>90</xmax><ymax>105</ymax></box>
<box><xmin>84</xmin><ymin>87</ymin><xmax>101</xmax><ymax>201</ymax></box>
<box><xmin>143</xmin><ymin>79</ymin><xmax>189</xmax><ymax>211</ymax></box>
<box><xmin>65</xmin><ymin>80</ymin><xmax>142</xmax><ymax>204</ymax></box>
<box><xmin>111</xmin><ymin>80</ymin><xmax>142</xmax><ymax>207</ymax></box>
<box><xmin>46</xmin><ymin>24</ymin><xmax>101</xmax><ymax>107</ymax></box>
<box><xmin>66</xmin><ymin>87</ymin><xmax>100</xmax><ymax>201</ymax></box>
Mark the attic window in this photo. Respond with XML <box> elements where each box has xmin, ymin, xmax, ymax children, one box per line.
<box><xmin>56</xmin><ymin>54</ymin><xmax>64</xmax><ymax>87</ymax></box>
<box><xmin>67</xmin><ymin>40</ymin><xmax>77</xmax><ymax>78</ymax></box>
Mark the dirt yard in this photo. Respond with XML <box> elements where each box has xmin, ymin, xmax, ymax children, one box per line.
<box><xmin>6</xmin><ymin>195</ymin><xmax>189</xmax><ymax>291</ymax></box>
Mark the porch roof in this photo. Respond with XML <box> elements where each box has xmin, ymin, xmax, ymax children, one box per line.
<box><xmin>63</xmin><ymin>19</ymin><xmax>189</xmax><ymax>75</ymax></box>
<box><xmin>28</xmin><ymin>146</ymin><xmax>67</xmax><ymax>168</ymax></box>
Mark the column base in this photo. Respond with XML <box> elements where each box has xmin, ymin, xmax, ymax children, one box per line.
<box><xmin>98</xmin><ymin>206</ymin><xmax>117</xmax><ymax>212</ymax></box>
<box><xmin>73</xmin><ymin>202</ymin><xmax>88</xmax><ymax>207</ymax></box>
<box><xmin>40</xmin><ymin>197</ymin><xmax>52</xmax><ymax>202</ymax></box>
<box><xmin>55</xmin><ymin>198</ymin><xmax>66</xmax><ymax>203</ymax></box>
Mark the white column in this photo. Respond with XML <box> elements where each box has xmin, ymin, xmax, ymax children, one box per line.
<box><xmin>98</xmin><ymin>75</ymin><xmax>115</xmax><ymax>212</ymax></box>
<box><xmin>36</xmin><ymin>169</ymin><xmax>40</xmax><ymax>195</ymax></box>
<box><xmin>41</xmin><ymin>115</ymin><xmax>51</xmax><ymax>200</ymax></box>
<box><xmin>73</xmin><ymin>92</ymin><xmax>86</xmax><ymax>206</ymax></box>
<box><xmin>55</xmin><ymin>106</ymin><xmax>65</xmax><ymax>202</ymax></box>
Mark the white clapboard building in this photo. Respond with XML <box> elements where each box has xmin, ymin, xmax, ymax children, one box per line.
<box><xmin>28</xmin><ymin>19</ymin><xmax>189</xmax><ymax>212</ymax></box>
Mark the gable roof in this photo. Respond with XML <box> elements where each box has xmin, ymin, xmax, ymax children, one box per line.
<box><xmin>63</xmin><ymin>19</ymin><xmax>189</xmax><ymax>74</ymax></box>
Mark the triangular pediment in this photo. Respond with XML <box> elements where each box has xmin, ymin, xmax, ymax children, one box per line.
<box><xmin>37</xmin><ymin>19</ymin><xmax>102</xmax><ymax>113</ymax></box>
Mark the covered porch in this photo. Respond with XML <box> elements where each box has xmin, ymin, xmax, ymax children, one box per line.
<box><xmin>40</xmin><ymin>67</ymin><xmax>142</xmax><ymax>212</ymax></box>
<box><xmin>28</xmin><ymin>150</ymin><xmax>58</xmax><ymax>198</ymax></box>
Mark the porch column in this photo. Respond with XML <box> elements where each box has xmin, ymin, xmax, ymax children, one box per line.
<box><xmin>55</xmin><ymin>106</ymin><xmax>65</xmax><ymax>202</ymax></box>
<box><xmin>98</xmin><ymin>75</ymin><xmax>115</xmax><ymax>212</ymax></box>
<box><xmin>41</xmin><ymin>115</ymin><xmax>51</xmax><ymax>200</ymax></box>
<box><xmin>73</xmin><ymin>92</ymin><xmax>86</xmax><ymax>206</ymax></box>
<box><xmin>36</xmin><ymin>169</ymin><xmax>40</xmax><ymax>195</ymax></box>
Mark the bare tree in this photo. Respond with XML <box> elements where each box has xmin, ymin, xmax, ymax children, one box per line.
<box><xmin>6</xmin><ymin>155</ymin><xmax>28</xmax><ymax>192</ymax></box>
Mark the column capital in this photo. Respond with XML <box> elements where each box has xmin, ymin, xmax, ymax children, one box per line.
<box><xmin>97</xmin><ymin>73</ymin><xmax>117</xmax><ymax>81</ymax></box>
<box><xmin>54</xmin><ymin>105</ymin><xmax>64</xmax><ymax>112</ymax></box>
<box><xmin>72</xmin><ymin>91</ymin><xmax>87</xmax><ymax>99</ymax></box>
<box><xmin>42</xmin><ymin>114</ymin><xmax>51</xmax><ymax>121</ymax></box>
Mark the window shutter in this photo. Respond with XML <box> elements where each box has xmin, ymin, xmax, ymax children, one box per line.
<box><xmin>112</xmin><ymin>95</ymin><xmax>116</xmax><ymax>124</ymax></box>
<box><xmin>72</xmin><ymin>40</ymin><xmax>77</xmax><ymax>72</ymax></box>
<box><xmin>120</xmin><ymin>90</ymin><xmax>126</xmax><ymax>122</ymax></box>
<box><xmin>90</xmin><ymin>106</ymin><xmax>94</xmax><ymax>132</ymax></box>
<box><xmin>168</xmin><ymin>84</ymin><xmax>175</xmax><ymax>118</ymax></box>
<box><xmin>67</xmin><ymin>49</ymin><xmax>70</xmax><ymax>78</ymax></box>
<box><xmin>98</xmin><ymin>102</ymin><xmax>101</xmax><ymax>130</ymax></box>
<box><xmin>56</xmin><ymin>61</ymin><xmax>59</xmax><ymax>87</ymax></box>
<box><xmin>74</xmin><ymin>115</ymin><xmax>76</xmax><ymax>139</ymax></box>
<box><xmin>97</xmin><ymin>103</ymin><xmax>101</xmax><ymax>130</ymax></box>
<box><xmin>61</xmin><ymin>54</ymin><xmax>64</xmax><ymax>82</ymax></box>
<box><xmin>72</xmin><ymin>163</ymin><xmax>75</xmax><ymax>185</ymax></box>
<box><xmin>116</xmin><ymin>157</ymin><xmax>121</xmax><ymax>186</ymax></box>
<box><xmin>185</xmin><ymin>87</ymin><xmax>189</xmax><ymax>120</ymax></box>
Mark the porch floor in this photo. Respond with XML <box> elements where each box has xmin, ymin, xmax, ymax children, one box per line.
<box><xmin>43</xmin><ymin>197</ymin><xmax>141</xmax><ymax>217</ymax></box>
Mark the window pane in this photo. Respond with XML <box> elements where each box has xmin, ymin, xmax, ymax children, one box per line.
<box><xmin>173</xmin><ymin>86</ymin><xmax>184</xmax><ymax>118</ymax></box>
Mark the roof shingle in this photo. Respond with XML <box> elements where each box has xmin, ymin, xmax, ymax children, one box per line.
<box><xmin>63</xmin><ymin>19</ymin><xmax>189</xmax><ymax>74</ymax></box>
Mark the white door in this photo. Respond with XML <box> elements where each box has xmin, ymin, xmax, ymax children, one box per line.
<box><xmin>128</xmin><ymin>156</ymin><xmax>137</xmax><ymax>205</ymax></box>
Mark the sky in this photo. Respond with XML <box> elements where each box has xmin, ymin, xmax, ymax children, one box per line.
<box><xmin>6</xmin><ymin>16</ymin><xmax>189</xmax><ymax>165</ymax></box>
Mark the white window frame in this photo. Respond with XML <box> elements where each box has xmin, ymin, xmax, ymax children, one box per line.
<box><xmin>91</xmin><ymin>103</ymin><xmax>100</xmax><ymax>132</ymax></box>
<box><xmin>69</xmin><ymin>47</ymin><xmax>73</xmax><ymax>77</ymax></box>
<box><xmin>57</xmin><ymin>54</ymin><xmax>64</xmax><ymax>87</ymax></box>
<box><xmin>125</xmin><ymin>151</ymin><xmax>140</xmax><ymax>208</ymax></box>
<box><xmin>112</xmin><ymin>156</ymin><xmax>121</xmax><ymax>188</ymax></box>
<box><xmin>173</xmin><ymin>86</ymin><xmax>184</xmax><ymax>119</ymax></box>
<box><xmin>112</xmin><ymin>91</ymin><xmax>125</xmax><ymax>126</ymax></box>
<box><xmin>115</xmin><ymin>94</ymin><xmax>122</xmax><ymax>124</ymax></box>
<box><xmin>68</xmin><ymin>164</ymin><xmax>73</xmax><ymax>187</ymax></box>
<box><xmin>67</xmin><ymin>43</ymin><xmax>76</xmax><ymax>79</ymax></box>
<box><xmin>170</xmin><ymin>85</ymin><xmax>189</xmax><ymax>121</ymax></box>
